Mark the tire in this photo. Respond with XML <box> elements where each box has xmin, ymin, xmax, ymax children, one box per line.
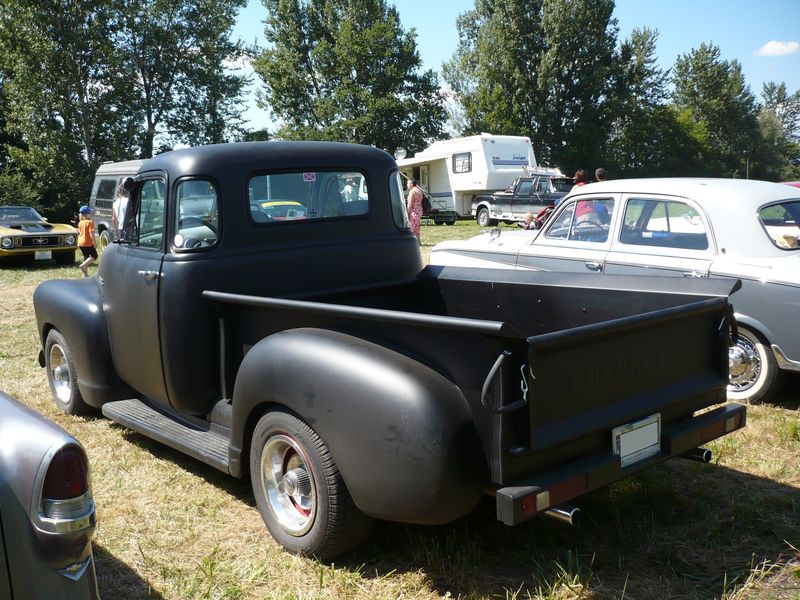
<box><xmin>44</xmin><ymin>329</ymin><xmax>93</xmax><ymax>415</ymax></box>
<box><xmin>727</xmin><ymin>325</ymin><xmax>783</xmax><ymax>404</ymax></box>
<box><xmin>476</xmin><ymin>207</ymin><xmax>496</xmax><ymax>228</ymax></box>
<box><xmin>444</xmin><ymin>220</ymin><xmax>455</xmax><ymax>226</ymax></box>
<box><xmin>250</xmin><ymin>410</ymin><xmax>373</xmax><ymax>559</ymax></box>
<box><xmin>98</xmin><ymin>229</ymin><xmax>111</xmax><ymax>253</ymax></box>
<box><xmin>55</xmin><ymin>251</ymin><xmax>76</xmax><ymax>266</ymax></box>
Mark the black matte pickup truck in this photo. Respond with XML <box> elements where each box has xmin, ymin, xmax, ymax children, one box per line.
<box><xmin>472</xmin><ymin>172</ymin><xmax>573</xmax><ymax>227</ymax></box>
<box><xmin>34</xmin><ymin>142</ymin><xmax>745</xmax><ymax>559</ymax></box>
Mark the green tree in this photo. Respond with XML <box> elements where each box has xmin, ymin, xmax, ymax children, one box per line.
<box><xmin>760</xmin><ymin>82</ymin><xmax>800</xmax><ymax>180</ymax></box>
<box><xmin>443</xmin><ymin>0</ymin><xmax>618</xmax><ymax>172</ymax></box>
<box><xmin>762</xmin><ymin>82</ymin><xmax>800</xmax><ymax>141</ymax></box>
<box><xmin>0</xmin><ymin>0</ymin><xmax>137</xmax><ymax>218</ymax></box>
<box><xmin>442</xmin><ymin>0</ymin><xmax>546</xmax><ymax>142</ymax></box>
<box><xmin>672</xmin><ymin>43</ymin><xmax>759</xmax><ymax>177</ymax></box>
<box><xmin>253</xmin><ymin>0</ymin><xmax>446</xmax><ymax>154</ymax></box>
<box><xmin>117</xmin><ymin>0</ymin><xmax>249</xmax><ymax>157</ymax></box>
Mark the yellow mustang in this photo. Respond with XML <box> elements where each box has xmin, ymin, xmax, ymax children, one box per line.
<box><xmin>0</xmin><ymin>206</ymin><xmax>78</xmax><ymax>265</ymax></box>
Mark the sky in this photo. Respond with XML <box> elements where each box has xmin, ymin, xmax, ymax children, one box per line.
<box><xmin>234</xmin><ymin>0</ymin><xmax>800</xmax><ymax>132</ymax></box>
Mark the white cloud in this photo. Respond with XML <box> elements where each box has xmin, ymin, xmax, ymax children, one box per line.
<box><xmin>754</xmin><ymin>41</ymin><xmax>800</xmax><ymax>57</ymax></box>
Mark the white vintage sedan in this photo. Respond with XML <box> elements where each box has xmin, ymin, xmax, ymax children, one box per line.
<box><xmin>431</xmin><ymin>178</ymin><xmax>800</xmax><ymax>404</ymax></box>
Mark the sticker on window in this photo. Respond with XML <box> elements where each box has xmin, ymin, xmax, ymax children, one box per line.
<box><xmin>303</xmin><ymin>172</ymin><xmax>316</xmax><ymax>182</ymax></box>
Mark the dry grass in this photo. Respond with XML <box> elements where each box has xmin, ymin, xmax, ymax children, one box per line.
<box><xmin>1</xmin><ymin>232</ymin><xmax>799</xmax><ymax>600</ymax></box>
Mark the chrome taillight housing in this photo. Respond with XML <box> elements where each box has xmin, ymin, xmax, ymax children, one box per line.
<box><xmin>34</xmin><ymin>444</ymin><xmax>95</xmax><ymax>534</ymax></box>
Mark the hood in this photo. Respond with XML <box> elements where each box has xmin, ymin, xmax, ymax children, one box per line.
<box><xmin>431</xmin><ymin>229</ymin><xmax>536</xmax><ymax>268</ymax></box>
<box><xmin>434</xmin><ymin>229</ymin><xmax>537</xmax><ymax>253</ymax></box>
<box><xmin>0</xmin><ymin>221</ymin><xmax>54</xmax><ymax>233</ymax></box>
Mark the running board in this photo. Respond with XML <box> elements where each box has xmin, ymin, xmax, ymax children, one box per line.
<box><xmin>102</xmin><ymin>399</ymin><xmax>230</xmax><ymax>473</ymax></box>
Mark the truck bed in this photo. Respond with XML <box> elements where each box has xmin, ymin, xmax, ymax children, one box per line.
<box><xmin>205</xmin><ymin>266</ymin><xmax>739</xmax><ymax>492</ymax></box>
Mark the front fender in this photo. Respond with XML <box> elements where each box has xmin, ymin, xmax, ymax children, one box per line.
<box><xmin>231</xmin><ymin>328</ymin><xmax>486</xmax><ymax>525</ymax></box>
<box><xmin>33</xmin><ymin>278</ymin><xmax>130</xmax><ymax>408</ymax></box>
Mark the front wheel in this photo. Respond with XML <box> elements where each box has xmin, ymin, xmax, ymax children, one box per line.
<box><xmin>727</xmin><ymin>325</ymin><xmax>783</xmax><ymax>404</ymax></box>
<box><xmin>250</xmin><ymin>410</ymin><xmax>372</xmax><ymax>559</ymax></box>
<box><xmin>98</xmin><ymin>229</ymin><xmax>111</xmax><ymax>253</ymax></box>
<box><xmin>476</xmin><ymin>207</ymin><xmax>496</xmax><ymax>228</ymax></box>
<box><xmin>44</xmin><ymin>329</ymin><xmax>93</xmax><ymax>415</ymax></box>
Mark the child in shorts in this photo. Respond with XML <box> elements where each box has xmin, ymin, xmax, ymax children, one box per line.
<box><xmin>77</xmin><ymin>205</ymin><xmax>97</xmax><ymax>277</ymax></box>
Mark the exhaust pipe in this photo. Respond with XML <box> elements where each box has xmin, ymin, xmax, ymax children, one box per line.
<box><xmin>543</xmin><ymin>505</ymin><xmax>580</xmax><ymax>526</ymax></box>
<box><xmin>681</xmin><ymin>447</ymin><xmax>712</xmax><ymax>463</ymax></box>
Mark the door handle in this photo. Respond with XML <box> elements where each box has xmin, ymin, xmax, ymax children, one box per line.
<box><xmin>585</xmin><ymin>261</ymin><xmax>603</xmax><ymax>272</ymax></box>
<box><xmin>137</xmin><ymin>270</ymin><xmax>159</xmax><ymax>280</ymax></box>
<box><xmin>683</xmin><ymin>271</ymin><xmax>706</xmax><ymax>278</ymax></box>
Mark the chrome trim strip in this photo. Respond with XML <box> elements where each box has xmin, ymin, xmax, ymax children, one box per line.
<box><xmin>772</xmin><ymin>344</ymin><xmax>800</xmax><ymax>372</ymax></box>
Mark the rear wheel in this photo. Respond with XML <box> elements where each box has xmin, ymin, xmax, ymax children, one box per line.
<box><xmin>476</xmin><ymin>207</ymin><xmax>496</xmax><ymax>228</ymax></box>
<box><xmin>727</xmin><ymin>325</ymin><xmax>783</xmax><ymax>404</ymax></box>
<box><xmin>250</xmin><ymin>410</ymin><xmax>372</xmax><ymax>559</ymax></box>
<box><xmin>45</xmin><ymin>329</ymin><xmax>93</xmax><ymax>415</ymax></box>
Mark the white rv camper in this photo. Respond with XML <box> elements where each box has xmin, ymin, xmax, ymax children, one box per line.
<box><xmin>396</xmin><ymin>134</ymin><xmax>537</xmax><ymax>222</ymax></box>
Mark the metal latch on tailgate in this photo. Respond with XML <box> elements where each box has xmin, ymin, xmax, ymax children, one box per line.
<box><xmin>481</xmin><ymin>351</ymin><xmax>529</xmax><ymax>414</ymax></box>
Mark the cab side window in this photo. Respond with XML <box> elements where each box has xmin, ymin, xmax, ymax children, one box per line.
<box><xmin>126</xmin><ymin>179</ymin><xmax>166</xmax><ymax>249</ymax></box>
<box><xmin>517</xmin><ymin>180</ymin><xmax>534</xmax><ymax>196</ymax></box>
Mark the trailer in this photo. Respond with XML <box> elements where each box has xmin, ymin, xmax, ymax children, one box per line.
<box><xmin>396</xmin><ymin>134</ymin><xmax>537</xmax><ymax>222</ymax></box>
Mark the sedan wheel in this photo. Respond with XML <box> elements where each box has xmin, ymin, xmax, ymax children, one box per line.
<box><xmin>727</xmin><ymin>326</ymin><xmax>783</xmax><ymax>404</ymax></box>
<box><xmin>250</xmin><ymin>411</ymin><xmax>372</xmax><ymax>559</ymax></box>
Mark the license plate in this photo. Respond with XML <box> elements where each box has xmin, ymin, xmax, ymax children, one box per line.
<box><xmin>613</xmin><ymin>413</ymin><xmax>661</xmax><ymax>468</ymax></box>
<box><xmin>35</xmin><ymin>250</ymin><xmax>52</xmax><ymax>260</ymax></box>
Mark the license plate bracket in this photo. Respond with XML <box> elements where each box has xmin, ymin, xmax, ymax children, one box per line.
<box><xmin>613</xmin><ymin>413</ymin><xmax>661</xmax><ymax>468</ymax></box>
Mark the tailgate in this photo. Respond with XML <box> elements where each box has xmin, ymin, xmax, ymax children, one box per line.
<box><xmin>526</xmin><ymin>296</ymin><xmax>730</xmax><ymax>453</ymax></box>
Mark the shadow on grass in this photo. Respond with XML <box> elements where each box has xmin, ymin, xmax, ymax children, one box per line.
<box><xmin>111</xmin><ymin>423</ymin><xmax>798</xmax><ymax>600</ymax></box>
<box><xmin>94</xmin><ymin>543</ymin><xmax>165</xmax><ymax>599</ymax></box>
<box><xmin>341</xmin><ymin>460</ymin><xmax>799</xmax><ymax>600</ymax></box>
<box><xmin>771</xmin><ymin>372</ymin><xmax>800</xmax><ymax>410</ymax></box>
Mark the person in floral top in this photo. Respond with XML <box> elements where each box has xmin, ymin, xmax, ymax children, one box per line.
<box><xmin>406</xmin><ymin>178</ymin><xmax>424</xmax><ymax>243</ymax></box>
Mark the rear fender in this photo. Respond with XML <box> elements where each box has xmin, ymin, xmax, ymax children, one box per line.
<box><xmin>231</xmin><ymin>328</ymin><xmax>486</xmax><ymax>524</ymax></box>
<box><xmin>33</xmin><ymin>279</ymin><xmax>131</xmax><ymax>408</ymax></box>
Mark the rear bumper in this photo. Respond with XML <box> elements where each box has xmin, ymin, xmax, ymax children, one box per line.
<box><xmin>496</xmin><ymin>403</ymin><xmax>746</xmax><ymax>526</ymax></box>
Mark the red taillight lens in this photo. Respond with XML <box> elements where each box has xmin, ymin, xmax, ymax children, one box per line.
<box><xmin>43</xmin><ymin>446</ymin><xmax>89</xmax><ymax>500</ymax></box>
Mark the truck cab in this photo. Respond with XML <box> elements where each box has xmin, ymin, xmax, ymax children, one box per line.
<box><xmin>472</xmin><ymin>172</ymin><xmax>573</xmax><ymax>227</ymax></box>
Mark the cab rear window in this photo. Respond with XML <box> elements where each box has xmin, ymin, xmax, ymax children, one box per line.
<box><xmin>248</xmin><ymin>171</ymin><xmax>368</xmax><ymax>224</ymax></box>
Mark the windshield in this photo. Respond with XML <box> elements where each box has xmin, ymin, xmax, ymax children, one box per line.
<box><xmin>759</xmin><ymin>200</ymin><xmax>800</xmax><ymax>250</ymax></box>
<box><xmin>0</xmin><ymin>206</ymin><xmax>44</xmax><ymax>222</ymax></box>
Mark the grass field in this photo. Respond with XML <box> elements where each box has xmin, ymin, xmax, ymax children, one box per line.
<box><xmin>1</xmin><ymin>225</ymin><xmax>799</xmax><ymax>599</ymax></box>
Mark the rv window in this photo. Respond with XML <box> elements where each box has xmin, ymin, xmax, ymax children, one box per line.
<box><xmin>452</xmin><ymin>152</ymin><xmax>472</xmax><ymax>174</ymax></box>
